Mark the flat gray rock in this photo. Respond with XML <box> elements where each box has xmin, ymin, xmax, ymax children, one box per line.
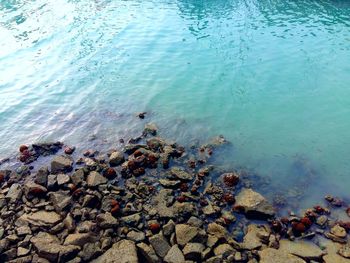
<box><xmin>279</xmin><ymin>240</ymin><xmax>325</xmax><ymax>260</ymax></box>
<box><xmin>91</xmin><ymin>239</ymin><xmax>138</xmax><ymax>263</ymax></box>
<box><xmin>259</xmin><ymin>248</ymin><xmax>306</xmax><ymax>263</ymax></box>
<box><xmin>235</xmin><ymin>188</ymin><xmax>275</xmax><ymax>219</ymax></box>
<box><xmin>19</xmin><ymin>211</ymin><xmax>61</xmax><ymax>227</ymax></box>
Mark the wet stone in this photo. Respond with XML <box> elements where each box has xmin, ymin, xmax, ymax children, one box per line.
<box><xmin>71</xmin><ymin>169</ymin><xmax>85</xmax><ymax>185</ymax></box>
<box><xmin>316</xmin><ymin>215</ymin><xmax>328</xmax><ymax>227</ymax></box>
<box><xmin>207</xmin><ymin>223</ymin><xmax>228</xmax><ymax>240</ymax></box>
<box><xmin>51</xmin><ymin>155</ymin><xmax>73</xmax><ymax>174</ymax></box>
<box><xmin>57</xmin><ymin>174</ymin><xmax>70</xmax><ymax>185</ymax></box>
<box><xmin>49</xmin><ymin>191</ymin><xmax>71</xmax><ymax>212</ymax></box>
<box><xmin>31</xmin><ymin>232</ymin><xmax>79</xmax><ymax>262</ymax></box>
<box><xmin>144</xmin><ymin>123</ymin><xmax>158</xmax><ymax>136</ymax></box>
<box><xmin>87</xmin><ymin>171</ymin><xmax>107</xmax><ymax>187</ymax></box>
<box><xmin>183</xmin><ymin>243</ymin><xmax>205</xmax><ymax>261</ymax></box>
<box><xmin>127</xmin><ymin>230</ymin><xmax>145</xmax><ymax>242</ymax></box>
<box><xmin>109</xmin><ymin>151</ymin><xmax>124</xmax><ymax>166</ymax></box>
<box><xmin>121</xmin><ymin>213</ymin><xmax>141</xmax><ymax>226</ymax></box>
<box><xmin>170</xmin><ymin>167</ymin><xmax>193</xmax><ymax>181</ymax></box>
<box><xmin>16</xmin><ymin>226</ymin><xmax>31</xmax><ymax>236</ymax></box>
<box><xmin>259</xmin><ymin>248</ymin><xmax>306</xmax><ymax>263</ymax></box>
<box><xmin>235</xmin><ymin>188</ymin><xmax>275</xmax><ymax>219</ymax></box>
<box><xmin>19</xmin><ymin>211</ymin><xmax>61</xmax><ymax>227</ymax></box>
<box><xmin>176</xmin><ymin>224</ymin><xmax>200</xmax><ymax>247</ymax></box>
<box><xmin>159</xmin><ymin>179</ymin><xmax>181</xmax><ymax>188</ymax></box>
<box><xmin>35</xmin><ymin>167</ymin><xmax>49</xmax><ymax>186</ymax></box>
<box><xmin>91</xmin><ymin>239</ymin><xmax>138</xmax><ymax>263</ymax></box>
<box><xmin>24</xmin><ymin>182</ymin><xmax>47</xmax><ymax>199</ymax></box>
<box><xmin>149</xmin><ymin>233</ymin><xmax>171</xmax><ymax>258</ymax></box>
<box><xmin>6</xmin><ymin>183</ymin><xmax>22</xmax><ymax>203</ymax></box>
<box><xmin>330</xmin><ymin>224</ymin><xmax>347</xmax><ymax>238</ymax></box>
<box><xmin>339</xmin><ymin>244</ymin><xmax>350</xmax><ymax>259</ymax></box>
<box><xmin>137</xmin><ymin>242</ymin><xmax>160</xmax><ymax>263</ymax></box>
<box><xmin>163</xmin><ymin>220</ymin><xmax>175</xmax><ymax>237</ymax></box>
<box><xmin>96</xmin><ymin>212</ymin><xmax>118</xmax><ymax>229</ymax></box>
<box><xmin>279</xmin><ymin>240</ymin><xmax>325</xmax><ymax>260</ymax></box>
<box><xmin>64</xmin><ymin>233</ymin><xmax>96</xmax><ymax>247</ymax></box>
<box><xmin>213</xmin><ymin>244</ymin><xmax>234</xmax><ymax>257</ymax></box>
<box><xmin>80</xmin><ymin>242</ymin><xmax>101</xmax><ymax>262</ymax></box>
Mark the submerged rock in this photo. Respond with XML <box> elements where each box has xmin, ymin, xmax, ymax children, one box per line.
<box><xmin>24</xmin><ymin>182</ymin><xmax>47</xmax><ymax>199</ymax></box>
<box><xmin>109</xmin><ymin>151</ymin><xmax>124</xmax><ymax>166</ymax></box>
<box><xmin>235</xmin><ymin>188</ymin><xmax>275</xmax><ymax>219</ymax></box>
<box><xmin>278</xmin><ymin>240</ymin><xmax>325</xmax><ymax>260</ymax></box>
<box><xmin>222</xmin><ymin>172</ymin><xmax>239</xmax><ymax>187</ymax></box>
<box><xmin>144</xmin><ymin>123</ymin><xmax>158</xmax><ymax>136</ymax></box>
<box><xmin>330</xmin><ymin>224</ymin><xmax>347</xmax><ymax>238</ymax></box>
<box><xmin>169</xmin><ymin>167</ymin><xmax>193</xmax><ymax>181</ymax></box>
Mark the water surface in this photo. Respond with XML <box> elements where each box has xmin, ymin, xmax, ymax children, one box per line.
<box><xmin>1</xmin><ymin>0</ymin><xmax>350</xmax><ymax>209</ymax></box>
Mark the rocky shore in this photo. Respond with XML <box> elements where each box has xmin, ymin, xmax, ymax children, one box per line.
<box><xmin>0</xmin><ymin>121</ymin><xmax>350</xmax><ymax>262</ymax></box>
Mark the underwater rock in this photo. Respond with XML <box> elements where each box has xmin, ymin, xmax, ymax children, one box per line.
<box><xmin>235</xmin><ymin>188</ymin><xmax>275</xmax><ymax>219</ymax></box>
<box><xmin>144</xmin><ymin>123</ymin><xmax>158</xmax><ymax>136</ymax></box>
<box><xmin>330</xmin><ymin>224</ymin><xmax>347</xmax><ymax>238</ymax></box>
<box><xmin>109</xmin><ymin>151</ymin><xmax>124</xmax><ymax>166</ymax></box>
<box><xmin>278</xmin><ymin>240</ymin><xmax>325</xmax><ymax>260</ymax></box>
<box><xmin>138</xmin><ymin>112</ymin><xmax>147</xmax><ymax>119</ymax></box>
<box><xmin>64</xmin><ymin>146</ymin><xmax>75</xmax><ymax>155</ymax></box>
<box><xmin>222</xmin><ymin>172</ymin><xmax>239</xmax><ymax>187</ymax></box>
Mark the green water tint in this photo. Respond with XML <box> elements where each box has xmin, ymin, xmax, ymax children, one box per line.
<box><xmin>1</xmin><ymin>0</ymin><xmax>350</xmax><ymax>209</ymax></box>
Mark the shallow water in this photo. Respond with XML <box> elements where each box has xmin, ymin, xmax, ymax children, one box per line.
<box><xmin>1</xmin><ymin>0</ymin><xmax>350</xmax><ymax>210</ymax></box>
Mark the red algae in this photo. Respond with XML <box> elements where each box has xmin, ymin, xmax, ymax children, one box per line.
<box><xmin>177</xmin><ymin>195</ymin><xmax>187</xmax><ymax>203</ymax></box>
<box><xmin>19</xmin><ymin>145</ymin><xmax>28</xmax><ymax>153</ymax></box>
<box><xmin>148</xmin><ymin>223</ymin><xmax>161</xmax><ymax>234</ymax></box>
<box><xmin>292</xmin><ymin>222</ymin><xmax>306</xmax><ymax>235</ymax></box>
<box><xmin>179</xmin><ymin>183</ymin><xmax>188</xmax><ymax>192</ymax></box>
<box><xmin>222</xmin><ymin>173</ymin><xmax>239</xmax><ymax>187</ymax></box>
<box><xmin>64</xmin><ymin>146</ymin><xmax>75</xmax><ymax>155</ymax></box>
<box><xmin>222</xmin><ymin>193</ymin><xmax>235</xmax><ymax>204</ymax></box>
<box><xmin>105</xmin><ymin>168</ymin><xmax>117</xmax><ymax>179</ymax></box>
<box><xmin>300</xmin><ymin>217</ymin><xmax>312</xmax><ymax>228</ymax></box>
<box><xmin>271</xmin><ymin>220</ymin><xmax>282</xmax><ymax>233</ymax></box>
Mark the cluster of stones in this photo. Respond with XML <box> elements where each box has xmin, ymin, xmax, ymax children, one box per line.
<box><xmin>0</xmin><ymin>123</ymin><xmax>349</xmax><ymax>262</ymax></box>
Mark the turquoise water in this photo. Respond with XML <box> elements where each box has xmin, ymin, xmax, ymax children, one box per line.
<box><xmin>1</xmin><ymin>0</ymin><xmax>350</xmax><ymax>208</ymax></box>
